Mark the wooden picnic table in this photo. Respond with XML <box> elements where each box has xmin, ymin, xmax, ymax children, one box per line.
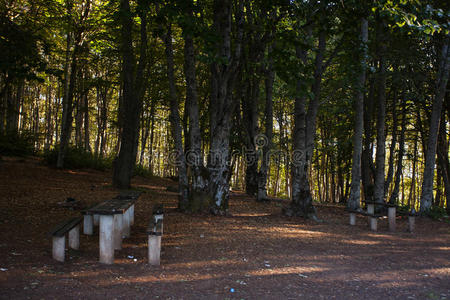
<box><xmin>84</xmin><ymin>192</ymin><xmax>141</xmax><ymax>264</ymax></box>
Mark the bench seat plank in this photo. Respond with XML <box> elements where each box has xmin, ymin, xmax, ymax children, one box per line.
<box><xmin>49</xmin><ymin>217</ymin><xmax>83</xmax><ymax>237</ymax></box>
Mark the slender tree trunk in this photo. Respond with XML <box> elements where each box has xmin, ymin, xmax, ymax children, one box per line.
<box><xmin>347</xmin><ymin>18</ymin><xmax>368</xmax><ymax>210</ymax></box>
<box><xmin>385</xmin><ymin>90</ymin><xmax>398</xmax><ymax>196</ymax></box>
<box><xmin>389</xmin><ymin>95</ymin><xmax>406</xmax><ymax>204</ymax></box>
<box><xmin>163</xmin><ymin>24</ymin><xmax>189</xmax><ymax>208</ymax></box>
<box><xmin>361</xmin><ymin>79</ymin><xmax>375</xmax><ymax>201</ymax></box>
<box><xmin>420</xmin><ymin>35</ymin><xmax>450</xmax><ymax>212</ymax></box>
<box><xmin>57</xmin><ymin>0</ymin><xmax>91</xmax><ymax>168</ymax></box>
<box><xmin>373</xmin><ymin>21</ymin><xmax>387</xmax><ymax>204</ymax></box>
<box><xmin>437</xmin><ymin>111</ymin><xmax>450</xmax><ymax>211</ymax></box>
<box><xmin>257</xmin><ymin>42</ymin><xmax>275</xmax><ymax>201</ymax></box>
<box><xmin>409</xmin><ymin>131</ymin><xmax>418</xmax><ymax>207</ymax></box>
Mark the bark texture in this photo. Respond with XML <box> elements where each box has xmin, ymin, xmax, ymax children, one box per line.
<box><xmin>347</xmin><ymin>18</ymin><xmax>368</xmax><ymax>210</ymax></box>
<box><xmin>420</xmin><ymin>35</ymin><xmax>450</xmax><ymax>212</ymax></box>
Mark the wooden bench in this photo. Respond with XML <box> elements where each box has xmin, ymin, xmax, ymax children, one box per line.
<box><xmin>147</xmin><ymin>204</ymin><xmax>164</xmax><ymax>265</ymax></box>
<box><xmin>49</xmin><ymin>217</ymin><xmax>83</xmax><ymax>262</ymax></box>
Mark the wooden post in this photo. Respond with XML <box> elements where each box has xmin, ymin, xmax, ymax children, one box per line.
<box><xmin>52</xmin><ymin>236</ymin><xmax>65</xmax><ymax>262</ymax></box>
<box><xmin>408</xmin><ymin>215</ymin><xmax>415</xmax><ymax>233</ymax></box>
<box><xmin>349</xmin><ymin>212</ymin><xmax>356</xmax><ymax>226</ymax></box>
<box><xmin>148</xmin><ymin>235</ymin><xmax>161</xmax><ymax>265</ymax></box>
<box><xmin>370</xmin><ymin>216</ymin><xmax>377</xmax><ymax>231</ymax></box>
<box><xmin>388</xmin><ymin>207</ymin><xmax>396</xmax><ymax>232</ymax></box>
<box><xmin>114</xmin><ymin>214</ymin><xmax>123</xmax><ymax>250</ymax></box>
<box><xmin>68</xmin><ymin>225</ymin><xmax>80</xmax><ymax>250</ymax></box>
<box><xmin>83</xmin><ymin>215</ymin><xmax>93</xmax><ymax>235</ymax></box>
<box><xmin>99</xmin><ymin>215</ymin><xmax>114</xmax><ymax>264</ymax></box>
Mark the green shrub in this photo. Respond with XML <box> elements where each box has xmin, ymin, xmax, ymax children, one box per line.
<box><xmin>133</xmin><ymin>164</ymin><xmax>153</xmax><ymax>178</ymax></box>
<box><xmin>0</xmin><ymin>131</ymin><xmax>37</xmax><ymax>156</ymax></box>
<box><xmin>43</xmin><ymin>146</ymin><xmax>113</xmax><ymax>171</ymax></box>
<box><xmin>426</xmin><ymin>206</ymin><xmax>448</xmax><ymax>220</ymax></box>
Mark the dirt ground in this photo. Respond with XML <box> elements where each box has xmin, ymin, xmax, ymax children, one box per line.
<box><xmin>0</xmin><ymin>156</ymin><xmax>449</xmax><ymax>300</ymax></box>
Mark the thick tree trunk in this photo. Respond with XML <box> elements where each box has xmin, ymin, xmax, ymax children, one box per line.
<box><xmin>182</xmin><ymin>4</ymin><xmax>208</xmax><ymax>203</ymax></box>
<box><xmin>420</xmin><ymin>35</ymin><xmax>450</xmax><ymax>212</ymax></box>
<box><xmin>163</xmin><ymin>25</ymin><xmax>189</xmax><ymax>209</ymax></box>
<box><xmin>305</xmin><ymin>31</ymin><xmax>326</xmax><ymax>161</ymax></box>
<box><xmin>285</xmin><ymin>36</ymin><xmax>315</xmax><ymax>218</ymax></box>
<box><xmin>373</xmin><ymin>22</ymin><xmax>387</xmax><ymax>204</ymax></box>
<box><xmin>207</xmin><ymin>0</ymin><xmax>243</xmax><ymax>214</ymax></box>
<box><xmin>347</xmin><ymin>18</ymin><xmax>368</xmax><ymax>210</ymax></box>
<box><xmin>113</xmin><ymin>0</ymin><xmax>147</xmax><ymax>188</ymax></box>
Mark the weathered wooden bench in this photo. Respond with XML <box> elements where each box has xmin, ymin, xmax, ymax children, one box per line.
<box><xmin>147</xmin><ymin>204</ymin><xmax>164</xmax><ymax>265</ymax></box>
<box><xmin>49</xmin><ymin>216</ymin><xmax>83</xmax><ymax>262</ymax></box>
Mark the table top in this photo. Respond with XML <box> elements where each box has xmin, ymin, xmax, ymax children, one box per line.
<box><xmin>86</xmin><ymin>198</ymin><xmax>135</xmax><ymax>215</ymax></box>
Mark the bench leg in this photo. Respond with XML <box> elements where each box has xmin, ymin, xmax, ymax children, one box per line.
<box><xmin>367</xmin><ymin>204</ymin><xmax>374</xmax><ymax>224</ymax></box>
<box><xmin>130</xmin><ymin>204</ymin><xmax>135</xmax><ymax>225</ymax></box>
<box><xmin>83</xmin><ymin>215</ymin><xmax>93</xmax><ymax>235</ymax></box>
<box><xmin>114</xmin><ymin>214</ymin><xmax>123</xmax><ymax>250</ymax></box>
<box><xmin>99</xmin><ymin>215</ymin><xmax>114</xmax><ymax>264</ymax></box>
<box><xmin>408</xmin><ymin>216</ymin><xmax>415</xmax><ymax>233</ymax></box>
<box><xmin>349</xmin><ymin>213</ymin><xmax>356</xmax><ymax>226</ymax></box>
<box><xmin>148</xmin><ymin>235</ymin><xmax>161</xmax><ymax>265</ymax></box>
<box><xmin>123</xmin><ymin>209</ymin><xmax>130</xmax><ymax>238</ymax></box>
<box><xmin>388</xmin><ymin>207</ymin><xmax>396</xmax><ymax>232</ymax></box>
<box><xmin>370</xmin><ymin>217</ymin><xmax>377</xmax><ymax>231</ymax></box>
<box><xmin>93</xmin><ymin>214</ymin><xmax>99</xmax><ymax>226</ymax></box>
<box><xmin>153</xmin><ymin>214</ymin><xmax>164</xmax><ymax>234</ymax></box>
<box><xmin>68</xmin><ymin>224</ymin><xmax>80</xmax><ymax>250</ymax></box>
<box><xmin>53</xmin><ymin>236</ymin><xmax>65</xmax><ymax>262</ymax></box>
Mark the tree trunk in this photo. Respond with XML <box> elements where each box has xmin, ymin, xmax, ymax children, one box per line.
<box><xmin>347</xmin><ymin>18</ymin><xmax>368</xmax><ymax>210</ymax></box>
<box><xmin>163</xmin><ymin>24</ymin><xmax>189</xmax><ymax>209</ymax></box>
<box><xmin>373</xmin><ymin>21</ymin><xmax>387</xmax><ymax>204</ymax></box>
<box><xmin>437</xmin><ymin>110</ymin><xmax>450</xmax><ymax>211</ymax></box>
<box><xmin>285</xmin><ymin>35</ymin><xmax>315</xmax><ymax>218</ymax></box>
<box><xmin>361</xmin><ymin>79</ymin><xmax>375</xmax><ymax>201</ymax></box>
<box><xmin>257</xmin><ymin>43</ymin><xmax>275</xmax><ymax>201</ymax></box>
<box><xmin>420</xmin><ymin>35</ymin><xmax>450</xmax><ymax>212</ymax></box>
<box><xmin>57</xmin><ymin>0</ymin><xmax>91</xmax><ymax>168</ymax></box>
<box><xmin>113</xmin><ymin>0</ymin><xmax>147</xmax><ymax>188</ymax></box>
<box><xmin>182</xmin><ymin>2</ymin><xmax>208</xmax><ymax>204</ymax></box>
<box><xmin>206</xmin><ymin>0</ymin><xmax>243</xmax><ymax>214</ymax></box>
<box><xmin>385</xmin><ymin>89</ymin><xmax>398</xmax><ymax>196</ymax></box>
<box><xmin>389</xmin><ymin>95</ymin><xmax>406</xmax><ymax>204</ymax></box>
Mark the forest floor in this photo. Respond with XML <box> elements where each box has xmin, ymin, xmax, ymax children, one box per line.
<box><xmin>0</xmin><ymin>156</ymin><xmax>449</xmax><ymax>300</ymax></box>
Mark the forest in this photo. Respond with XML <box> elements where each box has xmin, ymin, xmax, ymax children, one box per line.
<box><xmin>1</xmin><ymin>0</ymin><xmax>449</xmax><ymax>218</ymax></box>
